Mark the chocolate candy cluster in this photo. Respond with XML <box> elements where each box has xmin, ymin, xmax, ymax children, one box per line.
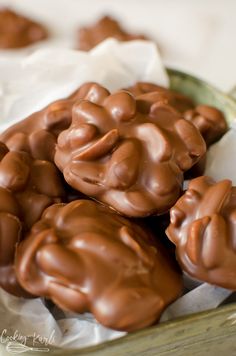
<box><xmin>0</xmin><ymin>81</ymin><xmax>230</xmax><ymax>331</ymax></box>
<box><xmin>1</xmin><ymin>99</ymin><xmax>75</xmax><ymax>162</ymax></box>
<box><xmin>16</xmin><ymin>199</ymin><xmax>182</xmax><ymax>331</ymax></box>
<box><xmin>0</xmin><ymin>142</ymin><xmax>65</xmax><ymax>296</ymax></box>
<box><xmin>126</xmin><ymin>82</ymin><xmax>194</xmax><ymax>113</ymax></box>
<box><xmin>0</xmin><ymin>8</ymin><xmax>48</xmax><ymax>49</ymax></box>
<box><xmin>77</xmin><ymin>15</ymin><xmax>149</xmax><ymax>51</ymax></box>
<box><xmin>184</xmin><ymin>105</ymin><xmax>227</xmax><ymax>146</ymax></box>
<box><xmin>167</xmin><ymin>176</ymin><xmax>236</xmax><ymax>290</ymax></box>
<box><xmin>55</xmin><ymin>83</ymin><xmax>205</xmax><ymax>217</ymax></box>
<box><xmin>0</xmin><ymin>84</ymin><xmax>100</xmax><ymax>161</ymax></box>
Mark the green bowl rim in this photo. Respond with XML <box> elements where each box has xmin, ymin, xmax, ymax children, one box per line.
<box><xmin>167</xmin><ymin>67</ymin><xmax>236</xmax><ymax>106</ymax></box>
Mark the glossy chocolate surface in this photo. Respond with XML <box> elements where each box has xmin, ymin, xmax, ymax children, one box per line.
<box><xmin>0</xmin><ymin>83</ymin><xmax>110</xmax><ymax>162</ymax></box>
<box><xmin>0</xmin><ymin>152</ymin><xmax>65</xmax><ymax>229</ymax></box>
<box><xmin>16</xmin><ymin>199</ymin><xmax>183</xmax><ymax>331</ymax></box>
<box><xmin>77</xmin><ymin>15</ymin><xmax>149</xmax><ymax>51</ymax></box>
<box><xmin>184</xmin><ymin>105</ymin><xmax>227</xmax><ymax>146</ymax></box>
<box><xmin>125</xmin><ymin>82</ymin><xmax>164</xmax><ymax>96</ymax></box>
<box><xmin>166</xmin><ymin>176</ymin><xmax>236</xmax><ymax>290</ymax></box>
<box><xmin>126</xmin><ymin>82</ymin><xmax>194</xmax><ymax>113</ymax></box>
<box><xmin>0</xmin><ymin>184</ymin><xmax>28</xmax><ymax>297</ymax></box>
<box><xmin>55</xmin><ymin>83</ymin><xmax>206</xmax><ymax>217</ymax></box>
<box><xmin>0</xmin><ymin>99</ymin><xmax>74</xmax><ymax>162</ymax></box>
<box><xmin>0</xmin><ymin>8</ymin><xmax>48</xmax><ymax>49</ymax></box>
<box><xmin>184</xmin><ymin>105</ymin><xmax>227</xmax><ymax>178</ymax></box>
<box><xmin>126</xmin><ymin>83</ymin><xmax>227</xmax><ymax>144</ymax></box>
<box><xmin>0</xmin><ymin>142</ymin><xmax>65</xmax><ymax>296</ymax></box>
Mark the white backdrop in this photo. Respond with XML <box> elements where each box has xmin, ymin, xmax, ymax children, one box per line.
<box><xmin>0</xmin><ymin>0</ymin><xmax>235</xmax><ymax>91</ymax></box>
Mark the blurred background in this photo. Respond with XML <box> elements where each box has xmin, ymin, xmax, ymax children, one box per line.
<box><xmin>0</xmin><ymin>0</ymin><xmax>235</xmax><ymax>91</ymax></box>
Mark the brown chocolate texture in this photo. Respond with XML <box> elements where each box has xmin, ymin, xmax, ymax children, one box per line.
<box><xmin>126</xmin><ymin>82</ymin><xmax>227</xmax><ymax>143</ymax></box>
<box><xmin>0</xmin><ymin>183</ymin><xmax>26</xmax><ymax>297</ymax></box>
<box><xmin>16</xmin><ymin>199</ymin><xmax>183</xmax><ymax>331</ymax></box>
<box><xmin>166</xmin><ymin>176</ymin><xmax>236</xmax><ymax>290</ymax></box>
<box><xmin>0</xmin><ymin>8</ymin><xmax>48</xmax><ymax>49</ymax></box>
<box><xmin>78</xmin><ymin>15</ymin><xmax>149</xmax><ymax>51</ymax></box>
<box><xmin>0</xmin><ymin>83</ymin><xmax>110</xmax><ymax>162</ymax></box>
<box><xmin>184</xmin><ymin>105</ymin><xmax>227</xmax><ymax>178</ymax></box>
<box><xmin>184</xmin><ymin>105</ymin><xmax>227</xmax><ymax>146</ymax></box>
<box><xmin>126</xmin><ymin>82</ymin><xmax>194</xmax><ymax>113</ymax></box>
<box><xmin>55</xmin><ymin>83</ymin><xmax>206</xmax><ymax>217</ymax></box>
<box><xmin>125</xmin><ymin>83</ymin><xmax>227</xmax><ymax>179</ymax></box>
<box><xmin>0</xmin><ymin>142</ymin><xmax>65</xmax><ymax>296</ymax></box>
<box><xmin>0</xmin><ymin>99</ymin><xmax>75</xmax><ymax>162</ymax></box>
<box><xmin>0</xmin><ymin>150</ymin><xmax>65</xmax><ymax>229</ymax></box>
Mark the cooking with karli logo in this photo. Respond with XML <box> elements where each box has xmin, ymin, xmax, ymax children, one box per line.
<box><xmin>0</xmin><ymin>329</ymin><xmax>55</xmax><ymax>354</ymax></box>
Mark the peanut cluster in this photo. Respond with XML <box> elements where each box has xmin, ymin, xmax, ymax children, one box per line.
<box><xmin>55</xmin><ymin>83</ymin><xmax>206</xmax><ymax>217</ymax></box>
<box><xmin>0</xmin><ymin>142</ymin><xmax>65</xmax><ymax>296</ymax></box>
<box><xmin>16</xmin><ymin>199</ymin><xmax>183</xmax><ymax>331</ymax></box>
<box><xmin>166</xmin><ymin>176</ymin><xmax>236</xmax><ymax>289</ymax></box>
<box><xmin>0</xmin><ymin>8</ymin><xmax>48</xmax><ymax>48</ymax></box>
<box><xmin>78</xmin><ymin>16</ymin><xmax>148</xmax><ymax>51</ymax></box>
<box><xmin>184</xmin><ymin>105</ymin><xmax>227</xmax><ymax>146</ymax></box>
<box><xmin>126</xmin><ymin>82</ymin><xmax>194</xmax><ymax>113</ymax></box>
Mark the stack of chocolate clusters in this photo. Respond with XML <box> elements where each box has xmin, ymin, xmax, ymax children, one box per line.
<box><xmin>0</xmin><ymin>80</ymin><xmax>232</xmax><ymax>332</ymax></box>
<box><xmin>0</xmin><ymin>7</ymin><xmax>235</xmax><ymax>333</ymax></box>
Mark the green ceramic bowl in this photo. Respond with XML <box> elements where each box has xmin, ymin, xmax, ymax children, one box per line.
<box><xmin>168</xmin><ymin>68</ymin><xmax>236</xmax><ymax>124</ymax></box>
<box><xmin>5</xmin><ymin>70</ymin><xmax>236</xmax><ymax>356</ymax></box>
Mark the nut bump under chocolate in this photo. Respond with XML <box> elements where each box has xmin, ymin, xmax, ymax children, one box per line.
<box><xmin>126</xmin><ymin>82</ymin><xmax>194</xmax><ymax>113</ymax></box>
<box><xmin>184</xmin><ymin>105</ymin><xmax>227</xmax><ymax>146</ymax></box>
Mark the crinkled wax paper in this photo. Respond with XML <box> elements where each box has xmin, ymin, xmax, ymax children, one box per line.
<box><xmin>0</xmin><ymin>38</ymin><xmax>168</xmax><ymax>131</ymax></box>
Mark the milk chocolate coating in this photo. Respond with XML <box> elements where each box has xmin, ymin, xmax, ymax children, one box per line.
<box><xmin>184</xmin><ymin>154</ymin><xmax>207</xmax><ymax>180</ymax></box>
<box><xmin>184</xmin><ymin>105</ymin><xmax>227</xmax><ymax>178</ymax></box>
<box><xmin>55</xmin><ymin>83</ymin><xmax>206</xmax><ymax>217</ymax></box>
<box><xmin>126</xmin><ymin>83</ymin><xmax>227</xmax><ymax>144</ymax></box>
<box><xmin>0</xmin><ymin>8</ymin><xmax>48</xmax><ymax>49</ymax></box>
<box><xmin>0</xmin><ymin>150</ymin><xmax>65</xmax><ymax>229</ymax></box>
<box><xmin>0</xmin><ymin>142</ymin><xmax>65</xmax><ymax>296</ymax></box>
<box><xmin>127</xmin><ymin>84</ymin><xmax>226</xmax><ymax>179</ymax></box>
<box><xmin>0</xmin><ymin>99</ymin><xmax>74</xmax><ymax>162</ymax></box>
<box><xmin>125</xmin><ymin>82</ymin><xmax>164</xmax><ymax>97</ymax></box>
<box><xmin>0</xmin><ymin>184</ymin><xmax>28</xmax><ymax>297</ymax></box>
<box><xmin>16</xmin><ymin>199</ymin><xmax>183</xmax><ymax>331</ymax></box>
<box><xmin>166</xmin><ymin>176</ymin><xmax>236</xmax><ymax>290</ymax></box>
<box><xmin>0</xmin><ymin>83</ymin><xmax>110</xmax><ymax>162</ymax></box>
<box><xmin>126</xmin><ymin>82</ymin><xmax>194</xmax><ymax>113</ymax></box>
<box><xmin>78</xmin><ymin>15</ymin><xmax>149</xmax><ymax>51</ymax></box>
<box><xmin>184</xmin><ymin>105</ymin><xmax>227</xmax><ymax>146</ymax></box>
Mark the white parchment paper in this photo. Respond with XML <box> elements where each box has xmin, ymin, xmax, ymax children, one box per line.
<box><xmin>205</xmin><ymin>120</ymin><xmax>236</xmax><ymax>183</ymax></box>
<box><xmin>0</xmin><ymin>38</ymin><xmax>168</xmax><ymax>131</ymax></box>
<box><xmin>0</xmin><ymin>40</ymin><xmax>233</xmax><ymax>352</ymax></box>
